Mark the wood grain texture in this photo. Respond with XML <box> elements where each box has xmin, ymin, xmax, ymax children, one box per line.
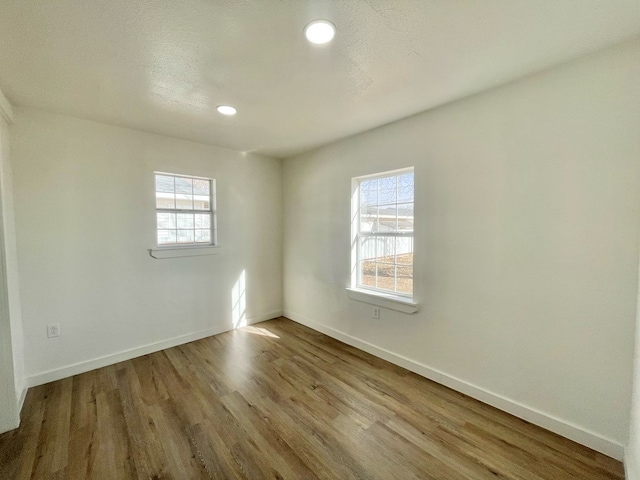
<box><xmin>0</xmin><ymin>317</ymin><xmax>625</xmax><ymax>479</ymax></box>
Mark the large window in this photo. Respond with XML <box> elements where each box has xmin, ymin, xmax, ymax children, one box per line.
<box><xmin>155</xmin><ymin>172</ymin><xmax>215</xmax><ymax>246</ymax></box>
<box><xmin>353</xmin><ymin>168</ymin><xmax>414</xmax><ymax>298</ymax></box>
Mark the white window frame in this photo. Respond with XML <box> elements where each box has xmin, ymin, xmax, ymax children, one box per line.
<box><xmin>349</xmin><ymin>167</ymin><xmax>417</xmax><ymax>312</ymax></box>
<box><xmin>154</xmin><ymin>172</ymin><xmax>217</xmax><ymax>248</ymax></box>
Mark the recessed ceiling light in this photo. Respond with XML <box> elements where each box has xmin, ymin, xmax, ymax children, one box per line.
<box><xmin>216</xmin><ymin>105</ymin><xmax>237</xmax><ymax>116</ymax></box>
<box><xmin>304</xmin><ymin>20</ymin><xmax>336</xmax><ymax>45</ymax></box>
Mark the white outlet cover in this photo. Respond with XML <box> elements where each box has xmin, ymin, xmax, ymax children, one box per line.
<box><xmin>47</xmin><ymin>324</ymin><xmax>60</xmax><ymax>338</ymax></box>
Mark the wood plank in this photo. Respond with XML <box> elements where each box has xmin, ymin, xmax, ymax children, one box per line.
<box><xmin>0</xmin><ymin>317</ymin><xmax>626</xmax><ymax>479</ymax></box>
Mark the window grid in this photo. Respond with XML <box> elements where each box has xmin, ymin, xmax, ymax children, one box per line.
<box><xmin>355</xmin><ymin>169</ymin><xmax>414</xmax><ymax>297</ymax></box>
<box><xmin>155</xmin><ymin>173</ymin><xmax>215</xmax><ymax>246</ymax></box>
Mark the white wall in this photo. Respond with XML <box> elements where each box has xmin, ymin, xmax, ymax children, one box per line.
<box><xmin>0</xmin><ymin>89</ymin><xmax>23</xmax><ymax>433</ymax></box>
<box><xmin>0</xmin><ymin>107</ymin><xmax>25</xmax><ymax>405</ymax></box>
<box><xmin>283</xmin><ymin>39</ymin><xmax>640</xmax><ymax>459</ymax></box>
<box><xmin>627</xmin><ymin>246</ymin><xmax>640</xmax><ymax>479</ymax></box>
<box><xmin>11</xmin><ymin>108</ymin><xmax>283</xmax><ymax>384</ymax></box>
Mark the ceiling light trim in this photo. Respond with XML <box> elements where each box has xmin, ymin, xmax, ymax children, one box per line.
<box><xmin>304</xmin><ymin>19</ymin><xmax>336</xmax><ymax>45</ymax></box>
<box><xmin>216</xmin><ymin>105</ymin><xmax>237</xmax><ymax>116</ymax></box>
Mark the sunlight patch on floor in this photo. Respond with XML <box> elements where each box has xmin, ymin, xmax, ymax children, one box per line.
<box><xmin>240</xmin><ymin>326</ymin><xmax>280</xmax><ymax>338</ymax></box>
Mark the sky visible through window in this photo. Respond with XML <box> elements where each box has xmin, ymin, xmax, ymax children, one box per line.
<box><xmin>360</xmin><ymin>173</ymin><xmax>414</xmax><ymax>209</ymax></box>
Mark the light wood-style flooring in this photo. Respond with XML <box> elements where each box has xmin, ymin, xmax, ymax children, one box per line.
<box><xmin>0</xmin><ymin>317</ymin><xmax>625</xmax><ymax>479</ymax></box>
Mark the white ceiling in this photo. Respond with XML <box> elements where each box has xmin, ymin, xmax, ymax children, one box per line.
<box><xmin>1</xmin><ymin>1</ymin><xmax>639</xmax><ymax>158</ymax></box>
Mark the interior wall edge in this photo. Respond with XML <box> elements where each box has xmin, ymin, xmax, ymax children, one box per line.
<box><xmin>283</xmin><ymin>310</ymin><xmax>625</xmax><ymax>461</ymax></box>
<box><xmin>17</xmin><ymin>386</ymin><xmax>26</xmax><ymax>413</ymax></box>
<box><xmin>627</xmin><ymin>446</ymin><xmax>638</xmax><ymax>480</ymax></box>
<box><xmin>25</xmin><ymin>310</ymin><xmax>282</xmax><ymax>388</ymax></box>
<box><xmin>0</xmin><ymin>101</ymin><xmax>21</xmax><ymax>435</ymax></box>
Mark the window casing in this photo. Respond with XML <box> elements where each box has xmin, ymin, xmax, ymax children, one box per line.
<box><xmin>352</xmin><ymin>168</ymin><xmax>414</xmax><ymax>299</ymax></box>
<box><xmin>154</xmin><ymin>172</ymin><xmax>216</xmax><ymax>247</ymax></box>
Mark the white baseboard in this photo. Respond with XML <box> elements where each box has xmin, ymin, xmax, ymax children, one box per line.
<box><xmin>25</xmin><ymin>310</ymin><xmax>282</xmax><ymax>388</ymax></box>
<box><xmin>284</xmin><ymin>309</ymin><xmax>625</xmax><ymax>461</ymax></box>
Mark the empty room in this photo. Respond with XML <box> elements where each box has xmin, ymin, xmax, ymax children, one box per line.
<box><xmin>0</xmin><ymin>1</ymin><xmax>639</xmax><ymax>479</ymax></box>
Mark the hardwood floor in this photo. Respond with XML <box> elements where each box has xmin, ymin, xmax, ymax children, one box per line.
<box><xmin>0</xmin><ymin>317</ymin><xmax>625</xmax><ymax>479</ymax></box>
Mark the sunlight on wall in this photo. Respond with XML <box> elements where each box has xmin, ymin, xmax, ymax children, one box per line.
<box><xmin>232</xmin><ymin>269</ymin><xmax>247</xmax><ymax>329</ymax></box>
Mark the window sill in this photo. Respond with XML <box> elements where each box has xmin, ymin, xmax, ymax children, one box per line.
<box><xmin>346</xmin><ymin>287</ymin><xmax>418</xmax><ymax>314</ymax></box>
<box><xmin>149</xmin><ymin>245</ymin><xmax>223</xmax><ymax>259</ymax></box>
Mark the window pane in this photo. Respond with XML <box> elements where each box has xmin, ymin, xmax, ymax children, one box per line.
<box><xmin>354</xmin><ymin>169</ymin><xmax>414</xmax><ymax>297</ymax></box>
<box><xmin>155</xmin><ymin>175</ymin><xmax>174</xmax><ymax>193</ymax></box>
<box><xmin>396</xmin><ymin>265</ymin><xmax>413</xmax><ymax>295</ymax></box>
<box><xmin>358</xmin><ymin>234</ymin><xmax>413</xmax><ymax>294</ymax></box>
<box><xmin>193</xmin><ymin>179</ymin><xmax>210</xmax><ymax>195</ymax></box>
<box><xmin>360</xmin><ymin>206</ymin><xmax>378</xmax><ymax>232</ymax></box>
<box><xmin>360</xmin><ymin>260</ymin><xmax>376</xmax><ymax>288</ymax></box>
<box><xmin>193</xmin><ymin>195</ymin><xmax>210</xmax><ymax>210</ymax></box>
<box><xmin>175</xmin><ymin>194</ymin><xmax>194</xmax><ymax>209</ymax></box>
<box><xmin>157</xmin><ymin>212</ymin><xmax>176</xmax><ymax>229</ymax></box>
<box><xmin>395</xmin><ymin>237</ymin><xmax>413</xmax><ymax>265</ymax></box>
<box><xmin>177</xmin><ymin>213</ymin><xmax>194</xmax><ymax>228</ymax></box>
<box><xmin>397</xmin><ymin>173</ymin><xmax>414</xmax><ymax>202</ymax></box>
<box><xmin>194</xmin><ymin>214</ymin><xmax>211</xmax><ymax>228</ymax></box>
<box><xmin>397</xmin><ymin>203</ymin><xmax>414</xmax><ymax>232</ymax></box>
<box><xmin>195</xmin><ymin>229</ymin><xmax>210</xmax><ymax>243</ymax></box>
<box><xmin>378</xmin><ymin>176</ymin><xmax>397</xmax><ymax>205</ymax></box>
<box><xmin>360</xmin><ymin>179</ymin><xmax>378</xmax><ymax>206</ymax></box>
<box><xmin>156</xmin><ymin>193</ymin><xmax>175</xmax><ymax>209</ymax></box>
<box><xmin>155</xmin><ymin>173</ymin><xmax>214</xmax><ymax>247</ymax></box>
<box><xmin>378</xmin><ymin>236</ymin><xmax>395</xmax><ymax>261</ymax></box>
<box><xmin>359</xmin><ymin>235</ymin><xmax>377</xmax><ymax>288</ymax></box>
<box><xmin>376</xmin><ymin>263</ymin><xmax>396</xmax><ymax>291</ymax></box>
<box><xmin>378</xmin><ymin>205</ymin><xmax>397</xmax><ymax>231</ymax></box>
<box><xmin>157</xmin><ymin>230</ymin><xmax>176</xmax><ymax>245</ymax></box>
<box><xmin>359</xmin><ymin>236</ymin><xmax>376</xmax><ymax>262</ymax></box>
<box><xmin>175</xmin><ymin>177</ymin><xmax>193</xmax><ymax>194</ymax></box>
<box><xmin>177</xmin><ymin>230</ymin><xmax>195</xmax><ymax>243</ymax></box>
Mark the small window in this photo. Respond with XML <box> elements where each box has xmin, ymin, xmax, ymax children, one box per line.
<box><xmin>155</xmin><ymin>172</ymin><xmax>216</xmax><ymax>246</ymax></box>
<box><xmin>352</xmin><ymin>168</ymin><xmax>414</xmax><ymax>298</ymax></box>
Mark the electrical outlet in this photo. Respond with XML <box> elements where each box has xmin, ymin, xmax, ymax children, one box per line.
<box><xmin>372</xmin><ymin>307</ymin><xmax>380</xmax><ymax>319</ymax></box>
<box><xmin>47</xmin><ymin>324</ymin><xmax>60</xmax><ymax>338</ymax></box>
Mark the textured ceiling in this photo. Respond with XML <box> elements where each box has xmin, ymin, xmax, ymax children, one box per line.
<box><xmin>1</xmin><ymin>0</ymin><xmax>639</xmax><ymax>158</ymax></box>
